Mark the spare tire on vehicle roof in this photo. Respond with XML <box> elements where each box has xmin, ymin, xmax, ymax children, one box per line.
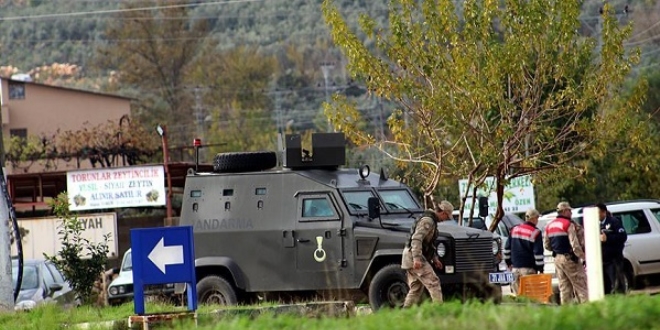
<box><xmin>213</xmin><ymin>151</ymin><xmax>277</xmax><ymax>173</ymax></box>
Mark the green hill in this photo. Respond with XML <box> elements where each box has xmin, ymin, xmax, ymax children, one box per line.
<box><xmin>0</xmin><ymin>0</ymin><xmax>390</xmax><ymax>72</ymax></box>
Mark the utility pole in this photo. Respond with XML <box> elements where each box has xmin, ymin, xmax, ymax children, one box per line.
<box><xmin>320</xmin><ymin>62</ymin><xmax>335</xmax><ymax>132</ymax></box>
<box><xmin>0</xmin><ymin>176</ymin><xmax>13</xmax><ymax>312</ymax></box>
<box><xmin>595</xmin><ymin>4</ymin><xmax>628</xmax><ymax>59</ymax></box>
<box><xmin>275</xmin><ymin>90</ymin><xmax>285</xmax><ymax>167</ymax></box>
<box><xmin>156</xmin><ymin>125</ymin><xmax>174</xmax><ymax>227</ymax></box>
<box><xmin>193</xmin><ymin>86</ymin><xmax>205</xmax><ymax>163</ymax></box>
<box><xmin>275</xmin><ymin>90</ymin><xmax>284</xmax><ymax>135</ymax></box>
<box><xmin>377</xmin><ymin>98</ymin><xmax>385</xmax><ymax>141</ymax></box>
<box><xmin>404</xmin><ymin>110</ymin><xmax>409</xmax><ymax>129</ymax></box>
<box><xmin>0</xmin><ymin>119</ymin><xmax>13</xmax><ymax>310</ymax></box>
<box><xmin>596</xmin><ymin>6</ymin><xmax>603</xmax><ymax>59</ymax></box>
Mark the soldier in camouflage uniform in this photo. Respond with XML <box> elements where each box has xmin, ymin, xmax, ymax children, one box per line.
<box><xmin>544</xmin><ymin>202</ymin><xmax>588</xmax><ymax>304</ymax></box>
<box><xmin>401</xmin><ymin>201</ymin><xmax>454</xmax><ymax>308</ymax></box>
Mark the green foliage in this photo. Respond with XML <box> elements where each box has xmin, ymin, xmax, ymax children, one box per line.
<box><xmin>3</xmin><ymin>135</ymin><xmax>47</xmax><ymax>172</ymax></box>
<box><xmin>9</xmin><ymin>224</ymin><xmax>28</xmax><ymax>246</ymax></box>
<box><xmin>96</xmin><ymin>0</ymin><xmax>210</xmax><ymax>148</ymax></box>
<box><xmin>3</xmin><ymin>118</ymin><xmax>159</xmax><ymax>172</ymax></box>
<box><xmin>640</xmin><ymin>69</ymin><xmax>660</xmax><ymax>120</ymax></box>
<box><xmin>3</xmin><ymin>0</ymin><xmax>660</xmax><ymax>210</ymax></box>
<box><xmin>44</xmin><ymin>192</ymin><xmax>110</xmax><ymax>305</ymax></box>
<box><xmin>189</xmin><ymin>46</ymin><xmax>279</xmax><ymax>156</ymax></box>
<box><xmin>323</xmin><ymin>0</ymin><xmax>643</xmax><ymax>222</ymax></box>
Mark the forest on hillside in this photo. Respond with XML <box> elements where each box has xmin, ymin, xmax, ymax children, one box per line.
<box><xmin>2</xmin><ymin>0</ymin><xmax>660</xmax><ymax>210</ymax></box>
<box><xmin>1</xmin><ymin>0</ymin><xmax>391</xmax><ymax>147</ymax></box>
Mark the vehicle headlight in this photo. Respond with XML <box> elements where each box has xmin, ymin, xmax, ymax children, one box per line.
<box><xmin>436</xmin><ymin>242</ymin><xmax>447</xmax><ymax>257</ymax></box>
<box><xmin>109</xmin><ymin>286</ymin><xmax>118</xmax><ymax>296</ymax></box>
<box><xmin>15</xmin><ymin>300</ymin><xmax>37</xmax><ymax>311</ymax></box>
<box><xmin>118</xmin><ymin>285</ymin><xmax>126</xmax><ymax>294</ymax></box>
<box><xmin>492</xmin><ymin>239</ymin><xmax>500</xmax><ymax>255</ymax></box>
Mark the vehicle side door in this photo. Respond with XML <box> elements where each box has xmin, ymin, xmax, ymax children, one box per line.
<box><xmin>638</xmin><ymin>208</ymin><xmax>660</xmax><ymax>275</ymax></box>
<box><xmin>612</xmin><ymin>210</ymin><xmax>658</xmax><ymax>275</ymax></box>
<box><xmin>294</xmin><ymin>192</ymin><xmax>347</xmax><ymax>289</ymax></box>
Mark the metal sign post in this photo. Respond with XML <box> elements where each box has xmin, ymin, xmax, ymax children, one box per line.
<box><xmin>130</xmin><ymin>226</ymin><xmax>197</xmax><ymax>316</ymax></box>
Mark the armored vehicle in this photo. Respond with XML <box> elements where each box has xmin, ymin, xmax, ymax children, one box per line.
<box><xmin>179</xmin><ymin>133</ymin><xmax>504</xmax><ymax>310</ymax></box>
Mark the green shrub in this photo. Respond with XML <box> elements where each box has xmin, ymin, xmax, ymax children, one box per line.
<box><xmin>44</xmin><ymin>192</ymin><xmax>111</xmax><ymax>305</ymax></box>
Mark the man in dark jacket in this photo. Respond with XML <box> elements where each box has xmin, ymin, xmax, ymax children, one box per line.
<box><xmin>504</xmin><ymin>208</ymin><xmax>544</xmax><ymax>294</ymax></box>
<box><xmin>596</xmin><ymin>203</ymin><xmax>628</xmax><ymax>294</ymax></box>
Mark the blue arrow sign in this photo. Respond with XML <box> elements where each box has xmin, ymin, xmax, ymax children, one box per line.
<box><xmin>130</xmin><ymin>226</ymin><xmax>197</xmax><ymax>315</ymax></box>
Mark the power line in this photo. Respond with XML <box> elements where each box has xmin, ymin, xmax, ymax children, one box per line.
<box><xmin>625</xmin><ymin>33</ymin><xmax>660</xmax><ymax>47</ymax></box>
<box><xmin>0</xmin><ymin>2</ymin><xmax>614</xmax><ymax>23</ymax></box>
<box><xmin>0</xmin><ymin>9</ymin><xmax>385</xmax><ymax>22</ymax></box>
<box><xmin>0</xmin><ymin>0</ymin><xmax>268</xmax><ymax>22</ymax></box>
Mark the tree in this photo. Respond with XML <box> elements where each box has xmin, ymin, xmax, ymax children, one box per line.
<box><xmin>323</xmin><ymin>0</ymin><xmax>644</xmax><ymax>229</ymax></box>
<box><xmin>189</xmin><ymin>46</ymin><xmax>279</xmax><ymax>155</ymax></box>
<box><xmin>536</xmin><ymin>108</ymin><xmax>660</xmax><ymax>211</ymax></box>
<box><xmin>45</xmin><ymin>193</ymin><xmax>110</xmax><ymax>305</ymax></box>
<box><xmin>97</xmin><ymin>0</ymin><xmax>210</xmax><ymax>147</ymax></box>
<box><xmin>4</xmin><ymin>117</ymin><xmax>159</xmax><ymax>172</ymax></box>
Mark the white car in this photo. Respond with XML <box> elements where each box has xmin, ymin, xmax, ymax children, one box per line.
<box><xmin>539</xmin><ymin>199</ymin><xmax>660</xmax><ymax>303</ymax></box>
<box><xmin>107</xmin><ymin>249</ymin><xmax>176</xmax><ymax>305</ymax></box>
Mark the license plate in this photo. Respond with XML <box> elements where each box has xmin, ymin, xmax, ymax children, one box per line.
<box><xmin>489</xmin><ymin>272</ymin><xmax>514</xmax><ymax>284</ymax></box>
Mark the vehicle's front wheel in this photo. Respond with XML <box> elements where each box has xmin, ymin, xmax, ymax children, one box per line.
<box><xmin>480</xmin><ymin>282</ymin><xmax>503</xmax><ymax>304</ymax></box>
<box><xmin>368</xmin><ymin>264</ymin><xmax>408</xmax><ymax>311</ymax></box>
<box><xmin>196</xmin><ymin>275</ymin><xmax>238</xmax><ymax>305</ymax></box>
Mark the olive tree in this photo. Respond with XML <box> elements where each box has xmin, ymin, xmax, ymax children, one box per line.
<box><xmin>322</xmin><ymin>0</ymin><xmax>644</xmax><ymax>228</ymax></box>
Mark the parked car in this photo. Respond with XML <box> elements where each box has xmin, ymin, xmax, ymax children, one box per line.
<box><xmin>452</xmin><ymin>211</ymin><xmax>524</xmax><ymax>246</ymax></box>
<box><xmin>539</xmin><ymin>199</ymin><xmax>660</xmax><ymax>302</ymax></box>
<box><xmin>107</xmin><ymin>249</ymin><xmax>176</xmax><ymax>306</ymax></box>
<box><xmin>11</xmin><ymin>259</ymin><xmax>77</xmax><ymax>311</ymax></box>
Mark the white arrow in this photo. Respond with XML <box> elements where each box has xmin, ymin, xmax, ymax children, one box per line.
<box><xmin>148</xmin><ymin>237</ymin><xmax>184</xmax><ymax>274</ymax></box>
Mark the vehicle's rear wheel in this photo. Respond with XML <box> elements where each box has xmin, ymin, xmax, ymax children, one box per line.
<box><xmin>368</xmin><ymin>264</ymin><xmax>408</xmax><ymax>311</ymax></box>
<box><xmin>196</xmin><ymin>275</ymin><xmax>238</xmax><ymax>305</ymax></box>
<box><xmin>623</xmin><ymin>265</ymin><xmax>634</xmax><ymax>293</ymax></box>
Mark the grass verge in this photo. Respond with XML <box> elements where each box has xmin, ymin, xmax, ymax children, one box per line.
<box><xmin>2</xmin><ymin>294</ymin><xmax>659</xmax><ymax>330</ymax></box>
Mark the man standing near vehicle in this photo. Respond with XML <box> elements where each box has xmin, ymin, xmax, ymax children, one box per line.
<box><xmin>401</xmin><ymin>201</ymin><xmax>453</xmax><ymax>308</ymax></box>
<box><xmin>544</xmin><ymin>202</ymin><xmax>588</xmax><ymax>304</ymax></box>
<box><xmin>504</xmin><ymin>208</ymin><xmax>544</xmax><ymax>294</ymax></box>
<box><xmin>597</xmin><ymin>203</ymin><xmax>628</xmax><ymax>294</ymax></box>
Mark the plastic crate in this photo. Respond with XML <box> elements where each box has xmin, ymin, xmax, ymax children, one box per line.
<box><xmin>518</xmin><ymin>273</ymin><xmax>553</xmax><ymax>304</ymax></box>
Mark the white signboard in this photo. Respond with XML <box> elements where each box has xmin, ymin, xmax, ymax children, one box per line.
<box><xmin>458</xmin><ymin>175</ymin><xmax>535</xmax><ymax>214</ymax></box>
<box><xmin>67</xmin><ymin>165</ymin><xmax>166</xmax><ymax>211</ymax></box>
<box><xmin>11</xmin><ymin>213</ymin><xmax>118</xmax><ymax>259</ymax></box>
